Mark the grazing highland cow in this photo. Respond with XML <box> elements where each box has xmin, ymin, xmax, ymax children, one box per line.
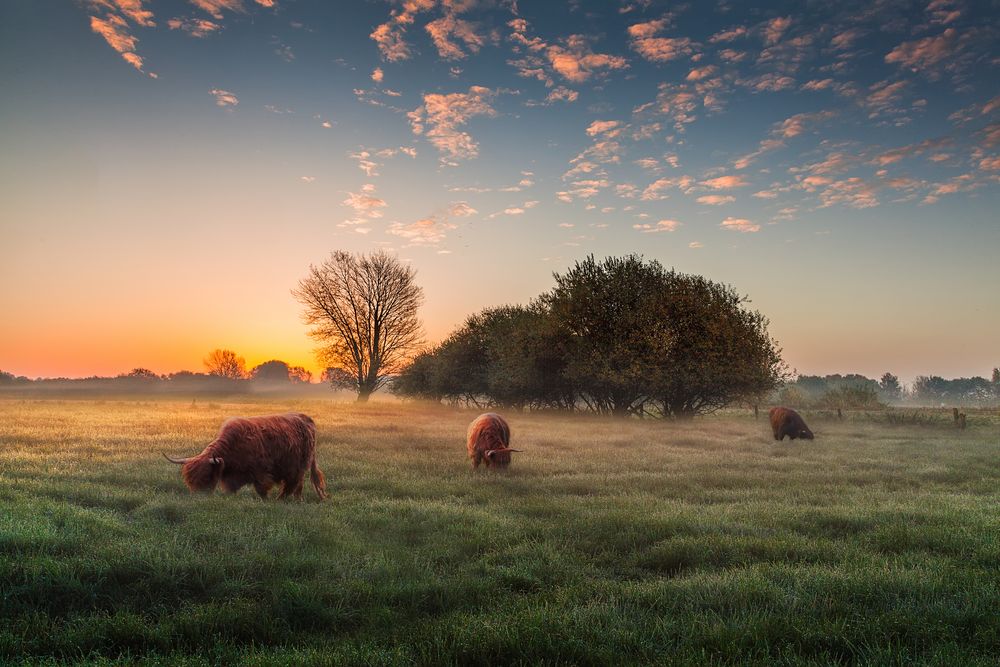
<box><xmin>467</xmin><ymin>412</ymin><xmax>521</xmax><ymax>469</ymax></box>
<box><xmin>769</xmin><ymin>407</ymin><xmax>815</xmax><ymax>441</ymax></box>
<box><xmin>164</xmin><ymin>412</ymin><xmax>327</xmax><ymax>499</ymax></box>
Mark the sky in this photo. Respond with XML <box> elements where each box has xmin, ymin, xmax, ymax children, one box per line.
<box><xmin>1</xmin><ymin>0</ymin><xmax>998</xmax><ymax>384</ymax></box>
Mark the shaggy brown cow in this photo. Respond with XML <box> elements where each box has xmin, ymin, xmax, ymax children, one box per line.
<box><xmin>164</xmin><ymin>412</ymin><xmax>327</xmax><ymax>499</ymax></box>
<box><xmin>467</xmin><ymin>412</ymin><xmax>522</xmax><ymax>469</ymax></box>
<box><xmin>769</xmin><ymin>407</ymin><xmax>814</xmax><ymax>441</ymax></box>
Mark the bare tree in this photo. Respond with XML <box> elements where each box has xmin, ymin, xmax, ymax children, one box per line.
<box><xmin>293</xmin><ymin>250</ymin><xmax>423</xmax><ymax>401</ymax></box>
<box><xmin>204</xmin><ymin>349</ymin><xmax>247</xmax><ymax>379</ymax></box>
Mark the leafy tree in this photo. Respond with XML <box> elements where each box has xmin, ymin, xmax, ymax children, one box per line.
<box><xmin>878</xmin><ymin>372</ymin><xmax>902</xmax><ymax>402</ymax></box>
<box><xmin>294</xmin><ymin>250</ymin><xmax>423</xmax><ymax>402</ymax></box>
<box><xmin>288</xmin><ymin>366</ymin><xmax>312</xmax><ymax>384</ymax></box>
<box><xmin>542</xmin><ymin>255</ymin><xmax>673</xmax><ymax>416</ymax></box>
<box><xmin>123</xmin><ymin>368</ymin><xmax>158</xmax><ymax>379</ymax></box>
<box><xmin>820</xmin><ymin>385</ymin><xmax>885</xmax><ymax>410</ymax></box>
<box><xmin>992</xmin><ymin>367</ymin><xmax>999</xmax><ymax>385</ymax></box>
<box><xmin>397</xmin><ymin>255</ymin><xmax>784</xmax><ymax>419</ymax></box>
<box><xmin>203</xmin><ymin>349</ymin><xmax>247</xmax><ymax>380</ymax></box>
<box><xmin>251</xmin><ymin>360</ymin><xmax>291</xmax><ymax>382</ymax></box>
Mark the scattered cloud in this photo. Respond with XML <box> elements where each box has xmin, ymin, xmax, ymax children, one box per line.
<box><xmin>762</xmin><ymin>16</ymin><xmax>792</xmax><ymax>46</ymax></box>
<box><xmin>632</xmin><ymin>218</ymin><xmax>681</xmax><ymax>233</ymax></box>
<box><xmin>509</xmin><ymin>20</ymin><xmax>628</xmax><ymax>85</ymax></box>
<box><xmin>426</xmin><ymin>14</ymin><xmax>485</xmax><ymax>60</ymax></box>
<box><xmin>408</xmin><ymin>86</ymin><xmax>498</xmax><ymax>164</ymax></box>
<box><xmin>370</xmin><ymin>0</ymin><xmax>436</xmax><ymax>62</ymax></box>
<box><xmin>885</xmin><ymin>28</ymin><xmax>958</xmax><ymax>74</ymax></box>
<box><xmin>388</xmin><ymin>217</ymin><xmax>456</xmax><ymax>245</ymax></box>
<box><xmin>688</xmin><ymin>241</ymin><xmax>703</xmax><ymax>248</ymax></box>
<box><xmin>371</xmin><ymin>67</ymin><xmax>384</xmax><ymax>83</ymax></box>
<box><xmin>628</xmin><ymin>19</ymin><xmax>695</xmax><ymax>62</ymax></box>
<box><xmin>167</xmin><ymin>17</ymin><xmax>221</xmax><ymax>37</ymax></box>
<box><xmin>701</xmin><ymin>175</ymin><xmax>748</xmax><ymax>189</ymax></box>
<box><xmin>545</xmin><ymin>86</ymin><xmax>579</xmax><ymax>104</ymax></box>
<box><xmin>209</xmin><ymin>88</ymin><xmax>238</xmax><ymax>107</ymax></box>
<box><xmin>87</xmin><ymin>3</ymin><xmax>156</xmax><ymax>76</ymax></box>
<box><xmin>447</xmin><ymin>201</ymin><xmax>477</xmax><ymax>217</ymax></box>
<box><xmin>342</xmin><ymin>183</ymin><xmax>387</xmax><ymax>219</ymax></box>
<box><xmin>696</xmin><ymin>194</ymin><xmax>735</xmax><ymax>205</ymax></box>
<box><xmin>720</xmin><ymin>217</ymin><xmax>760</xmax><ymax>232</ymax></box>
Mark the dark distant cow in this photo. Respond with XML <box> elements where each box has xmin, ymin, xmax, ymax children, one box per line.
<box><xmin>164</xmin><ymin>412</ymin><xmax>327</xmax><ymax>499</ymax></box>
<box><xmin>769</xmin><ymin>407</ymin><xmax>815</xmax><ymax>441</ymax></box>
<box><xmin>467</xmin><ymin>413</ymin><xmax>522</xmax><ymax>469</ymax></box>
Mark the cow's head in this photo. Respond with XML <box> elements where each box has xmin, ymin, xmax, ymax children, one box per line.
<box><xmin>799</xmin><ymin>427</ymin><xmax>815</xmax><ymax>440</ymax></box>
<box><xmin>164</xmin><ymin>453</ymin><xmax>225</xmax><ymax>492</ymax></box>
<box><xmin>483</xmin><ymin>447</ymin><xmax>522</xmax><ymax>468</ymax></box>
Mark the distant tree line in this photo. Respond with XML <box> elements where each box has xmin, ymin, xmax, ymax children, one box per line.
<box><xmin>393</xmin><ymin>255</ymin><xmax>786</xmax><ymax>419</ymax></box>
<box><xmin>777</xmin><ymin>370</ymin><xmax>1000</xmax><ymax>408</ymax></box>
<box><xmin>0</xmin><ymin>351</ymin><xmax>319</xmax><ymax>396</ymax></box>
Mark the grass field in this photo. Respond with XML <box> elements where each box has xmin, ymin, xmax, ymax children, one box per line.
<box><xmin>2</xmin><ymin>397</ymin><xmax>999</xmax><ymax>665</ymax></box>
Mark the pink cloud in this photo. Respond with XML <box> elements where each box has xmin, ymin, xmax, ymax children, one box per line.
<box><xmin>408</xmin><ymin>86</ymin><xmax>498</xmax><ymax>164</ymax></box>
<box><xmin>763</xmin><ymin>16</ymin><xmax>791</xmax><ymax>45</ymax></box>
<box><xmin>633</xmin><ymin>219</ymin><xmax>681</xmax><ymax>233</ymax></box>
<box><xmin>885</xmin><ymin>28</ymin><xmax>958</xmax><ymax>72</ymax></box>
<box><xmin>209</xmin><ymin>88</ymin><xmax>238</xmax><ymax>106</ymax></box>
<box><xmin>628</xmin><ymin>19</ymin><xmax>694</xmax><ymax>63</ymax></box>
<box><xmin>775</xmin><ymin>110</ymin><xmax>836</xmax><ymax>138</ymax></box>
<box><xmin>545</xmin><ymin>87</ymin><xmax>579</xmax><ymax>103</ymax></box>
<box><xmin>167</xmin><ymin>17</ymin><xmax>221</xmax><ymax>37</ymax></box>
<box><xmin>425</xmin><ymin>14</ymin><xmax>484</xmax><ymax>60</ymax></box>
<box><xmin>547</xmin><ymin>35</ymin><xmax>629</xmax><ymax>82</ymax></box>
<box><xmin>371</xmin><ymin>67</ymin><xmax>384</xmax><ymax>83</ymax></box>
<box><xmin>980</xmin><ymin>156</ymin><xmax>1000</xmax><ymax>170</ymax></box>
<box><xmin>90</xmin><ymin>14</ymin><xmax>137</xmax><ymax>55</ymax></box>
<box><xmin>189</xmin><ymin>0</ymin><xmax>247</xmax><ymax>20</ymax></box>
<box><xmin>100</xmin><ymin>0</ymin><xmax>155</xmax><ymax>26</ymax></box>
<box><xmin>388</xmin><ymin>216</ymin><xmax>456</xmax><ymax>245</ymax></box>
<box><xmin>708</xmin><ymin>26</ymin><xmax>747</xmax><ymax>43</ymax></box>
<box><xmin>720</xmin><ymin>217</ymin><xmax>759</xmax><ymax>233</ymax></box>
<box><xmin>585</xmin><ymin>120</ymin><xmax>621</xmax><ymax>137</ymax></box>
<box><xmin>830</xmin><ymin>28</ymin><xmax>865</xmax><ymax>51</ymax></box>
<box><xmin>817</xmin><ymin>177</ymin><xmax>879</xmax><ymax>208</ymax></box>
<box><xmin>696</xmin><ymin>195</ymin><xmax>734</xmax><ymax>205</ymax></box>
<box><xmin>802</xmin><ymin>78</ymin><xmax>834</xmax><ymax>91</ymax></box>
<box><xmin>686</xmin><ymin>65</ymin><xmax>717</xmax><ymax>81</ymax></box>
<box><xmin>701</xmin><ymin>175</ymin><xmax>748</xmax><ymax>189</ymax></box>
<box><xmin>369</xmin><ymin>0</ymin><xmax>436</xmax><ymax>62</ymax></box>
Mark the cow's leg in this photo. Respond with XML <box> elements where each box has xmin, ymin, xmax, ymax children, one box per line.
<box><xmin>253</xmin><ymin>474</ymin><xmax>275</xmax><ymax>499</ymax></box>
<box><xmin>278</xmin><ymin>474</ymin><xmax>305</xmax><ymax>500</ymax></box>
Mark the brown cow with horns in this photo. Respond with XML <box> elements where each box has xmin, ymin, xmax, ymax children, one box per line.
<box><xmin>467</xmin><ymin>412</ymin><xmax>522</xmax><ymax>469</ymax></box>
<box><xmin>164</xmin><ymin>412</ymin><xmax>327</xmax><ymax>499</ymax></box>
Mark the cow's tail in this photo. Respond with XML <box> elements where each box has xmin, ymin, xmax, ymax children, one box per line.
<box><xmin>310</xmin><ymin>456</ymin><xmax>328</xmax><ymax>500</ymax></box>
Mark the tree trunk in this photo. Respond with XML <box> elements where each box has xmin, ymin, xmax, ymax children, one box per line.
<box><xmin>356</xmin><ymin>388</ymin><xmax>372</xmax><ymax>402</ymax></box>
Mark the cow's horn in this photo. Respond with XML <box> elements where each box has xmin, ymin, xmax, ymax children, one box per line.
<box><xmin>486</xmin><ymin>448</ymin><xmax>522</xmax><ymax>456</ymax></box>
<box><xmin>163</xmin><ymin>453</ymin><xmax>191</xmax><ymax>464</ymax></box>
<box><xmin>209</xmin><ymin>457</ymin><xmax>223</xmax><ymax>465</ymax></box>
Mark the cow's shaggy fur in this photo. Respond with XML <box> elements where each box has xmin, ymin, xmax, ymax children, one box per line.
<box><xmin>467</xmin><ymin>412</ymin><xmax>519</xmax><ymax>469</ymax></box>
<box><xmin>166</xmin><ymin>412</ymin><xmax>327</xmax><ymax>499</ymax></box>
<box><xmin>769</xmin><ymin>407</ymin><xmax>815</xmax><ymax>441</ymax></box>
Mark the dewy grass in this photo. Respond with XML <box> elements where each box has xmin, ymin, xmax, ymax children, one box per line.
<box><xmin>1</xmin><ymin>398</ymin><xmax>999</xmax><ymax>665</ymax></box>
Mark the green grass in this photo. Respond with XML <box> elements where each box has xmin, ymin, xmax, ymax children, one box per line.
<box><xmin>1</xmin><ymin>398</ymin><xmax>999</xmax><ymax>665</ymax></box>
